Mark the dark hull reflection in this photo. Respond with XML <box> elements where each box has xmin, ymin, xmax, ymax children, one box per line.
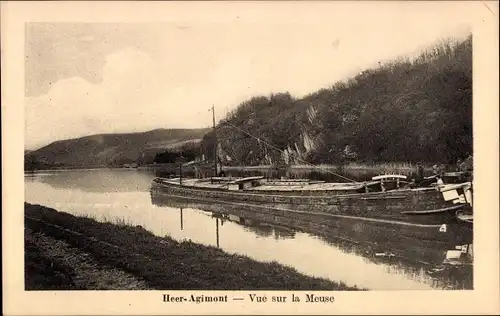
<box><xmin>151</xmin><ymin>192</ymin><xmax>473</xmax><ymax>289</ymax></box>
<box><xmin>211</xmin><ymin>212</ymin><xmax>297</xmax><ymax>240</ymax></box>
<box><xmin>151</xmin><ymin>193</ymin><xmax>472</xmax><ymax>261</ymax></box>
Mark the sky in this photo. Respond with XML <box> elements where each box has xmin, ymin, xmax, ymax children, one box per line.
<box><xmin>24</xmin><ymin>2</ymin><xmax>475</xmax><ymax>150</ymax></box>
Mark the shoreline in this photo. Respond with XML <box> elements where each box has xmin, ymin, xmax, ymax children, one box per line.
<box><xmin>24</xmin><ymin>163</ymin><xmax>439</xmax><ymax>175</ymax></box>
<box><xmin>25</xmin><ymin>203</ymin><xmax>362</xmax><ymax>291</ymax></box>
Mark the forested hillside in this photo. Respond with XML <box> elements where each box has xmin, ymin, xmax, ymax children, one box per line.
<box><xmin>202</xmin><ymin>35</ymin><xmax>472</xmax><ymax>166</ymax></box>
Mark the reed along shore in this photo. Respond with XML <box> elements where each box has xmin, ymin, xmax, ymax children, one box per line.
<box><xmin>25</xmin><ymin>203</ymin><xmax>361</xmax><ymax>291</ymax></box>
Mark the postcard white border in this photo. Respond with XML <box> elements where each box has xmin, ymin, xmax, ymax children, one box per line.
<box><xmin>2</xmin><ymin>1</ymin><xmax>499</xmax><ymax>315</ymax></box>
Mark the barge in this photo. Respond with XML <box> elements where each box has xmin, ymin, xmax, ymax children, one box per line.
<box><xmin>151</xmin><ymin>174</ymin><xmax>473</xmax><ymax>230</ymax></box>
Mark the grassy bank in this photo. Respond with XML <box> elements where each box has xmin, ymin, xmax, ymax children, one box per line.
<box><xmin>25</xmin><ymin>227</ymin><xmax>148</xmax><ymax>290</ymax></box>
<box><xmin>25</xmin><ymin>229</ymin><xmax>77</xmax><ymax>290</ymax></box>
<box><xmin>25</xmin><ymin>203</ymin><xmax>361</xmax><ymax>290</ymax></box>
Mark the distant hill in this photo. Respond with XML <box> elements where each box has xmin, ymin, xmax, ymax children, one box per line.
<box><xmin>25</xmin><ymin>128</ymin><xmax>210</xmax><ymax>168</ymax></box>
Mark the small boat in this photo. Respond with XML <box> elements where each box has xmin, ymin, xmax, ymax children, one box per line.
<box><xmin>456</xmin><ymin>212</ymin><xmax>473</xmax><ymax>224</ymax></box>
<box><xmin>455</xmin><ymin>202</ymin><xmax>473</xmax><ymax>225</ymax></box>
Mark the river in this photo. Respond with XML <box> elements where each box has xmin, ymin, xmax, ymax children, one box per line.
<box><xmin>24</xmin><ymin>168</ymin><xmax>472</xmax><ymax>290</ymax></box>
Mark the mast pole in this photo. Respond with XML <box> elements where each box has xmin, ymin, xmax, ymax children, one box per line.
<box><xmin>216</xmin><ymin>217</ymin><xmax>220</xmax><ymax>248</ymax></box>
<box><xmin>212</xmin><ymin>105</ymin><xmax>217</xmax><ymax>177</ymax></box>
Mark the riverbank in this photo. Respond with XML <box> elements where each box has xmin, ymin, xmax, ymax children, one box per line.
<box><xmin>28</xmin><ymin>161</ymin><xmax>439</xmax><ymax>172</ymax></box>
<box><xmin>142</xmin><ymin>162</ymin><xmax>429</xmax><ymax>172</ymax></box>
<box><xmin>25</xmin><ymin>203</ymin><xmax>361</xmax><ymax>290</ymax></box>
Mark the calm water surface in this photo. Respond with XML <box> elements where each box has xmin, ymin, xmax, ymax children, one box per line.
<box><xmin>25</xmin><ymin>169</ymin><xmax>470</xmax><ymax>290</ymax></box>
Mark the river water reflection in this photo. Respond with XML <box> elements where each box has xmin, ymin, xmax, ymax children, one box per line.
<box><xmin>24</xmin><ymin>169</ymin><xmax>472</xmax><ymax>290</ymax></box>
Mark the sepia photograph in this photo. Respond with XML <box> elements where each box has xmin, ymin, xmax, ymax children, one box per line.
<box><xmin>2</xmin><ymin>1</ymin><xmax>499</xmax><ymax>315</ymax></box>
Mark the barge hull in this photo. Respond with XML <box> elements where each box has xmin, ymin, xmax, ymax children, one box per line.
<box><xmin>151</xmin><ymin>181</ymin><xmax>468</xmax><ymax>226</ymax></box>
